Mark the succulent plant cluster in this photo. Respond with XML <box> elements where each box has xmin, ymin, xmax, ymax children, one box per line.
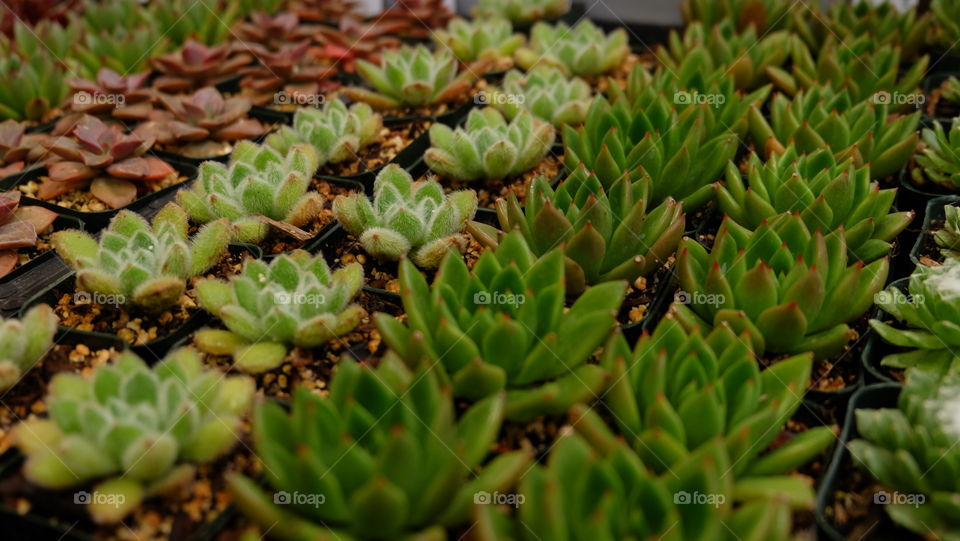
<box><xmin>425</xmin><ymin>108</ymin><xmax>555</xmax><ymax>182</ymax></box>
<box><xmin>0</xmin><ymin>304</ymin><xmax>57</xmax><ymax>391</ymax></box>
<box><xmin>681</xmin><ymin>0</ymin><xmax>798</xmax><ymax>32</ymax></box>
<box><xmin>913</xmin><ymin>118</ymin><xmax>960</xmax><ymax>191</ymax></box>
<box><xmin>489</xmin><ymin>67</ymin><xmax>593</xmax><ymax>126</ymax></box>
<box><xmin>850</xmin><ymin>366</ymin><xmax>960</xmax><ymax>539</ymax></box>
<box><xmin>932</xmin><ymin>0</ymin><xmax>960</xmax><ymax>49</ymax></box>
<box><xmin>792</xmin><ymin>1</ymin><xmax>930</xmax><ymax>58</ymax></box>
<box><xmin>470</xmin><ymin>165</ymin><xmax>685</xmax><ymax>294</ymax></box>
<box><xmin>237</xmin><ymin>41</ymin><xmax>340</xmax><ymax>106</ymax></box>
<box><xmin>177</xmin><ymin>141</ymin><xmax>323</xmax><ymax>244</ymax></box>
<box><xmin>432</xmin><ymin>17</ymin><xmax>524</xmax><ymax>64</ymax></box>
<box><xmin>151</xmin><ymin>40</ymin><xmax>254</xmax><ymax>93</ymax></box>
<box><xmin>265</xmin><ymin>100</ymin><xmax>382</xmax><ymax>166</ymax></box>
<box><xmin>673</xmin><ymin>213</ymin><xmax>889</xmax><ymax>359</ymax></box>
<box><xmin>749</xmin><ymin>85</ymin><xmax>920</xmax><ymax>180</ymax></box>
<box><xmin>332</xmin><ymin>165</ymin><xmax>477</xmax><ymax>268</ymax></box>
<box><xmin>346</xmin><ymin>45</ymin><xmax>478</xmax><ymax>110</ymax></box>
<box><xmin>376</xmin><ymin>232</ymin><xmax>625</xmax><ymax>421</ymax></box>
<box><xmin>718</xmin><ymin>148</ymin><xmax>913</xmax><ymax>262</ymax></box>
<box><xmin>229</xmin><ymin>355</ymin><xmax>530</xmax><ymax>540</ymax></box>
<box><xmin>935</xmin><ymin>204</ymin><xmax>960</xmax><ymax>259</ymax></box>
<box><xmin>12</xmin><ymin>348</ymin><xmax>254</xmax><ymax>523</ymax></box>
<box><xmin>0</xmin><ymin>191</ymin><xmax>59</xmax><ymax>276</ymax></box>
<box><xmin>53</xmin><ymin>203</ymin><xmax>230</xmax><ymax>312</ymax></box>
<box><xmin>473</xmin><ymin>0</ymin><xmax>569</xmax><ymax>24</ymax></box>
<box><xmin>515</xmin><ymin>20</ymin><xmax>629</xmax><ymax>77</ymax></box>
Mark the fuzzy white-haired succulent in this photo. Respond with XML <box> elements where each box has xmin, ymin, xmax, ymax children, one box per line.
<box><xmin>332</xmin><ymin>164</ymin><xmax>477</xmax><ymax>268</ymax></box>
<box><xmin>265</xmin><ymin>100</ymin><xmax>382</xmax><ymax>165</ymax></box>
<box><xmin>515</xmin><ymin>20</ymin><xmax>629</xmax><ymax>77</ymax></box>
<box><xmin>52</xmin><ymin>203</ymin><xmax>231</xmax><ymax>312</ymax></box>
<box><xmin>0</xmin><ymin>305</ymin><xmax>57</xmax><ymax>391</ymax></box>
<box><xmin>490</xmin><ymin>66</ymin><xmax>592</xmax><ymax>126</ymax></box>
<box><xmin>194</xmin><ymin>250</ymin><xmax>365</xmax><ymax>373</ymax></box>
<box><xmin>424</xmin><ymin>107</ymin><xmax>555</xmax><ymax>181</ymax></box>
<box><xmin>11</xmin><ymin>348</ymin><xmax>254</xmax><ymax>524</ymax></box>
<box><xmin>432</xmin><ymin>17</ymin><xmax>525</xmax><ymax>63</ymax></box>
<box><xmin>177</xmin><ymin>141</ymin><xmax>323</xmax><ymax>243</ymax></box>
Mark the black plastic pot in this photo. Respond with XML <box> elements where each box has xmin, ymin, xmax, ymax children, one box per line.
<box><xmin>622</xmin><ymin>268</ymin><xmax>678</xmax><ymax>345</ymax></box>
<box><xmin>815</xmin><ymin>383</ymin><xmax>903</xmax><ymax>541</ymax></box>
<box><xmin>922</xmin><ymin>71</ymin><xmax>960</xmax><ymax>124</ymax></box>
<box><xmin>861</xmin><ymin>278</ymin><xmax>909</xmax><ymax>385</ymax></box>
<box><xmin>19</xmin><ymin>243</ymin><xmax>260</xmax><ymax>363</ymax></box>
<box><xmin>909</xmin><ymin>195</ymin><xmax>959</xmax><ymax>267</ymax></box>
<box><xmin>897</xmin><ymin>144</ymin><xmax>957</xmax><ymax>218</ymax></box>
<box><xmin>0</xmin><ymin>154</ymin><xmax>198</xmax><ymax>231</ymax></box>
<box><xmin>314</xmin><ymin>126</ymin><xmax>433</xmax><ymax>194</ymax></box>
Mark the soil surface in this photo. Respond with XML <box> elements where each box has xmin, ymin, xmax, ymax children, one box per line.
<box><xmin>315</xmin><ymin>120</ymin><xmax>431</xmax><ymax>177</ymax></box>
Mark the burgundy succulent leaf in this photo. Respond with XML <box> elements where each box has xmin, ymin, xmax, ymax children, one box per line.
<box><xmin>0</xmin><ymin>191</ymin><xmax>21</xmax><ymax>224</ymax></box>
<box><xmin>138</xmin><ymin>88</ymin><xmax>263</xmax><ymax>144</ymax></box>
<box><xmin>234</xmin><ymin>12</ymin><xmax>315</xmax><ymax>46</ymax></box>
<box><xmin>152</xmin><ymin>40</ymin><xmax>254</xmax><ymax>91</ymax></box>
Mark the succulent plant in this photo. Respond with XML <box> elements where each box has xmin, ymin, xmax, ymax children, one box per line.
<box><xmin>432</xmin><ymin>17</ymin><xmax>524</xmax><ymax>64</ymax></box>
<box><xmin>717</xmin><ymin>147</ymin><xmax>914</xmax><ymax>262</ymax></box>
<box><xmin>147</xmin><ymin>0</ymin><xmax>246</xmax><ymax>48</ymax></box>
<box><xmin>44</xmin><ymin>115</ymin><xmax>177</xmax><ymax>208</ymax></box>
<box><xmin>657</xmin><ymin>21</ymin><xmax>792</xmax><ymax>91</ymax></box>
<box><xmin>470</xmin><ymin>165</ymin><xmax>684</xmax><ymax>294</ymax></box>
<box><xmin>564</xmin><ymin>95</ymin><xmax>737</xmax><ymax>210</ymax></box>
<box><xmin>345</xmin><ymin>45</ymin><xmax>478</xmax><ymax>110</ymax></box>
<box><xmin>850</xmin><ymin>366</ymin><xmax>960</xmax><ymax>539</ymax></box>
<box><xmin>935</xmin><ymin>204</ymin><xmax>960</xmax><ymax>259</ymax></box>
<box><xmin>489</xmin><ymin>67</ymin><xmax>592</xmax><ymax>126</ymax></box>
<box><xmin>473</xmin><ymin>0</ymin><xmax>569</xmax><ymax>24</ymax></box>
<box><xmin>0</xmin><ymin>191</ymin><xmax>59</xmax><ymax>277</ymax></box>
<box><xmin>194</xmin><ymin>250</ymin><xmax>363</xmax><ymax>373</ymax></box>
<box><xmin>228</xmin><ymin>354</ymin><xmax>530</xmax><ymax>540</ymax></box>
<box><xmin>0</xmin><ymin>52</ymin><xmax>70</xmax><ymax>121</ymax></box>
<box><xmin>515</xmin><ymin>20</ymin><xmax>628</xmax><ymax>78</ymax></box>
<box><xmin>0</xmin><ymin>304</ymin><xmax>57</xmax><ymax>391</ymax></box>
<box><xmin>913</xmin><ymin>118</ymin><xmax>960</xmax><ymax>191</ymax></box>
<box><xmin>681</xmin><ymin>0</ymin><xmax>799</xmax><ymax>32</ymax></box>
<box><xmin>766</xmin><ymin>36</ymin><xmax>929</xmax><ymax>110</ymax></box>
<box><xmin>933</xmin><ymin>0</ymin><xmax>960</xmax><ymax>49</ymax></box>
<box><xmin>332</xmin><ymin>164</ymin><xmax>477</xmax><ymax>269</ymax></box>
<box><xmin>287</xmin><ymin>0</ymin><xmax>358</xmax><ymax>22</ymax></box>
<box><xmin>672</xmin><ymin>212</ymin><xmax>890</xmax><ymax>359</ymax></box>
<box><xmin>598</xmin><ymin>314</ymin><xmax>835</xmax><ymax>478</ymax></box>
<box><xmin>942</xmin><ymin>77</ymin><xmax>960</xmax><ymax>105</ymax></box>
<box><xmin>233</xmin><ymin>11</ymin><xmax>315</xmax><ymax>48</ymax></box>
<box><xmin>52</xmin><ymin>203</ymin><xmax>231</xmax><ymax>313</ymax></box>
<box><xmin>424</xmin><ymin>108</ymin><xmax>555</xmax><ymax>182</ymax></box>
<box><xmin>870</xmin><ymin>260</ymin><xmax>960</xmax><ymax>372</ymax></box>
<box><xmin>0</xmin><ymin>119</ymin><xmax>53</xmax><ymax>176</ymax></box>
<box><xmin>378</xmin><ymin>0</ymin><xmax>454</xmax><ymax>40</ymax></box>
<box><xmin>791</xmin><ymin>1</ymin><xmax>930</xmax><ymax>58</ymax></box>
<box><xmin>2</xmin><ymin>18</ymin><xmax>79</xmax><ymax>65</ymax></box>
<box><xmin>264</xmin><ymin>100</ymin><xmax>382</xmax><ymax>166</ymax></box>
<box><xmin>151</xmin><ymin>40</ymin><xmax>254</xmax><ymax>93</ymax></box>
<box><xmin>11</xmin><ymin>347</ymin><xmax>254</xmax><ymax>523</ymax></box>
<box><xmin>375</xmin><ymin>231</ymin><xmax>626</xmax><ymax>421</ymax></box>
<box><xmin>749</xmin><ymin>85</ymin><xmax>920</xmax><ymax>180</ymax></box>
<box><xmin>60</xmin><ymin>68</ymin><xmax>154</xmax><ymax>122</ymax></box>
<box><xmin>313</xmin><ymin>21</ymin><xmax>402</xmax><ymax>73</ymax></box>
<box><xmin>177</xmin><ymin>141</ymin><xmax>323</xmax><ymax>244</ymax></box>
<box><xmin>74</xmin><ymin>23</ymin><xmax>169</xmax><ymax>77</ymax></box>
<box><xmin>238</xmin><ymin>41</ymin><xmax>340</xmax><ymax>106</ymax></box>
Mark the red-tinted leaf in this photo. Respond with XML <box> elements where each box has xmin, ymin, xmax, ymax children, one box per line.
<box><xmin>0</xmin><ymin>220</ymin><xmax>37</xmax><ymax>250</ymax></box>
<box><xmin>48</xmin><ymin>161</ymin><xmax>97</xmax><ymax>183</ymax></box>
<box><xmin>37</xmin><ymin>178</ymin><xmax>88</xmax><ymax>200</ymax></box>
<box><xmin>0</xmin><ymin>191</ymin><xmax>20</xmax><ymax>223</ymax></box>
<box><xmin>107</xmin><ymin>157</ymin><xmax>175</xmax><ymax>181</ymax></box>
<box><xmin>0</xmin><ymin>251</ymin><xmax>17</xmax><ymax>278</ymax></box>
<box><xmin>13</xmin><ymin>205</ymin><xmax>58</xmax><ymax>234</ymax></box>
<box><xmin>213</xmin><ymin>118</ymin><xmax>265</xmax><ymax>141</ymax></box>
<box><xmin>91</xmin><ymin>177</ymin><xmax>138</xmax><ymax>209</ymax></box>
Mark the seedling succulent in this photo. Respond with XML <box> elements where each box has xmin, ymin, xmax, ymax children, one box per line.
<box><xmin>0</xmin><ymin>119</ymin><xmax>53</xmax><ymax>177</ymax></box>
<box><xmin>194</xmin><ymin>250</ymin><xmax>364</xmax><ymax>373</ymax></box>
<box><xmin>672</xmin><ymin>213</ymin><xmax>889</xmax><ymax>359</ymax></box>
<box><xmin>177</xmin><ymin>141</ymin><xmax>323</xmax><ymax>244</ymax></box>
<box><xmin>151</xmin><ymin>40</ymin><xmax>254</xmax><ymax>93</ymax></box>
<box><xmin>228</xmin><ymin>355</ymin><xmax>530</xmax><ymax>540</ymax></box>
<box><xmin>681</xmin><ymin>0</ymin><xmax>798</xmax><ymax>32</ymax></box>
<box><xmin>12</xmin><ymin>348</ymin><xmax>254</xmax><ymax>523</ymax></box>
<box><xmin>0</xmin><ymin>191</ymin><xmax>59</xmax><ymax>276</ymax></box>
<box><xmin>346</xmin><ymin>45</ymin><xmax>478</xmax><ymax>110</ymax></box>
<box><xmin>749</xmin><ymin>85</ymin><xmax>920</xmax><ymax>180</ymax></box>
<box><xmin>332</xmin><ymin>164</ymin><xmax>477</xmax><ymax>269</ymax></box>
<box><xmin>913</xmin><ymin>118</ymin><xmax>960</xmax><ymax>190</ymax></box>
<box><xmin>375</xmin><ymin>232</ymin><xmax>626</xmax><ymax>421</ymax></box>
<box><xmin>850</xmin><ymin>366</ymin><xmax>960</xmax><ymax>539</ymax></box>
<box><xmin>0</xmin><ymin>304</ymin><xmax>57</xmax><ymax>391</ymax></box>
<box><xmin>932</xmin><ymin>0</ymin><xmax>960</xmax><ymax>49</ymax></box>
<box><xmin>472</xmin><ymin>0</ymin><xmax>569</xmax><ymax>24</ymax></box>
<box><xmin>432</xmin><ymin>17</ymin><xmax>524</xmax><ymax>64</ymax></box>
<box><xmin>424</xmin><ymin>108</ymin><xmax>555</xmax><ymax>182</ymax></box>
<box><xmin>870</xmin><ymin>260</ymin><xmax>960</xmax><ymax>372</ymax></box>
<box><xmin>515</xmin><ymin>20</ymin><xmax>628</xmax><ymax>77</ymax></box>
<box><xmin>717</xmin><ymin>148</ymin><xmax>914</xmax><ymax>262</ymax></box>
<box><xmin>935</xmin><ymin>204</ymin><xmax>960</xmax><ymax>259</ymax></box>
<box><xmin>489</xmin><ymin>67</ymin><xmax>593</xmax><ymax>126</ymax></box>
<box><xmin>0</xmin><ymin>52</ymin><xmax>71</xmax><ymax>121</ymax></box>
<box><xmin>238</xmin><ymin>41</ymin><xmax>339</xmax><ymax>106</ymax></box>
<box><xmin>792</xmin><ymin>1</ymin><xmax>930</xmax><ymax>58</ymax></box>
<box><xmin>942</xmin><ymin>77</ymin><xmax>960</xmax><ymax>105</ymax></box>
<box><xmin>52</xmin><ymin>203</ymin><xmax>231</xmax><ymax>313</ymax></box>
<box><xmin>470</xmin><ymin>165</ymin><xmax>684</xmax><ymax>294</ymax></box>
<box><xmin>264</xmin><ymin>100</ymin><xmax>382</xmax><ymax>166</ymax></box>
